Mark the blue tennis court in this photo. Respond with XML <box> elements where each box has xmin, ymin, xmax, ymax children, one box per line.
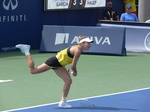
<box><xmin>4</xmin><ymin>88</ymin><xmax>150</xmax><ymax>112</ymax></box>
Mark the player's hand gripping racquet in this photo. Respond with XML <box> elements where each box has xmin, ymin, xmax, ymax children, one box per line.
<box><xmin>67</xmin><ymin>65</ymin><xmax>77</xmax><ymax>76</ymax></box>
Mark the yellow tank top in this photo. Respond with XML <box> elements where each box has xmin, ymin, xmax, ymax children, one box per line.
<box><xmin>57</xmin><ymin>45</ymin><xmax>80</xmax><ymax>66</ymax></box>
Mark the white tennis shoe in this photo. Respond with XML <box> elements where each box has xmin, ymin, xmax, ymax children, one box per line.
<box><xmin>15</xmin><ymin>44</ymin><xmax>30</xmax><ymax>54</ymax></box>
<box><xmin>58</xmin><ymin>100</ymin><xmax>72</xmax><ymax>108</ymax></box>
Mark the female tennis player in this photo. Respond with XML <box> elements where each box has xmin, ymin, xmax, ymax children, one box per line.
<box><xmin>15</xmin><ymin>36</ymin><xmax>94</xmax><ymax>108</ymax></box>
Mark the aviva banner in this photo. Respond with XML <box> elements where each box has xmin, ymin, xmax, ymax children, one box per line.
<box><xmin>40</xmin><ymin>25</ymin><xmax>126</xmax><ymax>56</ymax></box>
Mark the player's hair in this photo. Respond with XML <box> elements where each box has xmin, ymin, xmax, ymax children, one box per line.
<box><xmin>78</xmin><ymin>36</ymin><xmax>88</xmax><ymax>41</ymax></box>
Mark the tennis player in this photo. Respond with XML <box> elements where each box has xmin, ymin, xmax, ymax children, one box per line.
<box><xmin>15</xmin><ymin>36</ymin><xmax>94</xmax><ymax>108</ymax></box>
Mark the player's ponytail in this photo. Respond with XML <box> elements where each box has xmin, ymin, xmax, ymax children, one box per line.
<box><xmin>78</xmin><ymin>36</ymin><xmax>87</xmax><ymax>41</ymax></box>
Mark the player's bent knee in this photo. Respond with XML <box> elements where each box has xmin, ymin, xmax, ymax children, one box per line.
<box><xmin>65</xmin><ymin>79</ymin><xmax>72</xmax><ymax>85</ymax></box>
<box><xmin>30</xmin><ymin>70</ymin><xmax>37</xmax><ymax>74</ymax></box>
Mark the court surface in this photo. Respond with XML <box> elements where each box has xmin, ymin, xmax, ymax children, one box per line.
<box><xmin>1</xmin><ymin>50</ymin><xmax>150</xmax><ymax>112</ymax></box>
<box><xmin>3</xmin><ymin>88</ymin><xmax>150</xmax><ymax>112</ymax></box>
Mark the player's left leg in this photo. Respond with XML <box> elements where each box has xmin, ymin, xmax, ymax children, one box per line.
<box><xmin>53</xmin><ymin>67</ymin><xmax>72</xmax><ymax>108</ymax></box>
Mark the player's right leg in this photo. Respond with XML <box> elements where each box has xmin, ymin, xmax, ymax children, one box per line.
<box><xmin>26</xmin><ymin>55</ymin><xmax>50</xmax><ymax>74</ymax></box>
<box><xmin>16</xmin><ymin>44</ymin><xmax>51</xmax><ymax>74</ymax></box>
<box><xmin>15</xmin><ymin>44</ymin><xmax>30</xmax><ymax>55</ymax></box>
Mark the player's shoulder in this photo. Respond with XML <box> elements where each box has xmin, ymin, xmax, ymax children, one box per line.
<box><xmin>71</xmin><ymin>45</ymin><xmax>81</xmax><ymax>52</ymax></box>
<box><xmin>72</xmin><ymin>45</ymin><xmax>80</xmax><ymax>49</ymax></box>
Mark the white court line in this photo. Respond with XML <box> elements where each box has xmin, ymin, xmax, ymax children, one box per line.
<box><xmin>0</xmin><ymin>80</ymin><xmax>13</xmax><ymax>83</ymax></box>
<box><xmin>2</xmin><ymin>87</ymin><xmax>150</xmax><ymax>112</ymax></box>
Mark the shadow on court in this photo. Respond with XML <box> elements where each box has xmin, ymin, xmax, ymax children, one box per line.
<box><xmin>55</xmin><ymin>106</ymin><xmax>137</xmax><ymax>111</ymax></box>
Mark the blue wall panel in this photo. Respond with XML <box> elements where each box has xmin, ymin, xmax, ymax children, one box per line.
<box><xmin>0</xmin><ymin>0</ymin><xmax>43</xmax><ymax>52</ymax></box>
<box><xmin>43</xmin><ymin>11</ymin><xmax>66</xmax><ymax>25</ymax></box>
<box><xmin>65</xmin><ymin>10</ymin><xmax>85</xmax><ymax>26</ymax></box>
<box><xmin>0</xmin><ymin>0</ymin><xmax>124</xmax><ymax>53</ymax></box>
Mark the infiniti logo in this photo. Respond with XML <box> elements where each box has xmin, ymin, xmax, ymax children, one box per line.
<box><xmin>1</xmin><ymin>0</ymin><xmax>27</xmax><ymax>23</ymax></box>
<box><xmin>144</xmin><ymin>32</ymin><xmax>150</xmax><ymax>51</ymax></box>
<box><xmin>3</xmin><ymin>0</ymin><xmax>18</xmax><ymax>10</ymax></box>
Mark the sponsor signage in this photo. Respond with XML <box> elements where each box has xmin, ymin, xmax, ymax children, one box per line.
<box><xmin>1</xmin><ymin>0</ymin><xmax>27</xmax><ymax>23</ymax></box>
<box><xmin>144</xmin><ymin>32</ymin><xmax>150</xmax><ymax>51</ymax></box>
<box><xmin>0</xmin><ymin>0</ymin><xmax>43</xmax><ymax>52</ymax></box>
<box><xmin>126</xmin><ymin>28</ymin><xmax>150</xmax><ymax>53</ymax></box>
<box><xmin>40</xmin><ymin>25</ymin><xmax>126</xmax><ymax>55</ymax></box>
<box><xmin>99</xmin><ymin>21</ymin><xmax>150</xmax><ymax>53</ymax></box>
<box><xmin>3</xmin><ymin>0</ymin><xmax>18</xmax><ymax>10</ymax></box>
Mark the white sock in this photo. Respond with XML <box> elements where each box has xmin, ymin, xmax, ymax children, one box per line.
<box><xmin>25</xmin><ymin>51</ymin><xmax>30</xmax><ymax>56</ymax></box>
<box><xmin>61</xmin><ymin>97</ymin><xmax>66</xmax><ymax>101</ymax></box>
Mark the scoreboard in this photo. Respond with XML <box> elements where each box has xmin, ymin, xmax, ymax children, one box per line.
<box><xmin>44</xmin><ymin>0</ymin><xmax>106</xmax><ymax>10</ymax></box>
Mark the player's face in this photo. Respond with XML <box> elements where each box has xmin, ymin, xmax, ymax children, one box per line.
<box><xmin>82</xmin><ymin>42</ymin><xmax>92</xmax><ymax>50</ymax></box>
